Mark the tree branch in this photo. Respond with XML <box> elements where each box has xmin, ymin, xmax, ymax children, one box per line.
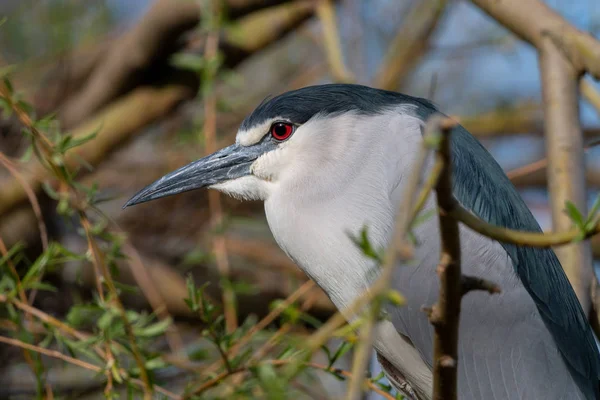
<box><xmin>428</xmin><ymin>115</ymin><xmax>462</xmax><ymax>400</ymax></box>
<box><xmin>315</xmin><ymin>0</ymin><xmax>355</xmax><ymax>83</ymax></box>
<box><xmin>470</xmin><ymin>0</ymin><xmax>600</xmax><ymax>79</ymax></box>
<box><xmin>539</xmin><ymin>35</ymin><xmax>593</xmax><ymax>313</ymax></box>
<box><xmin>373</xmin><ymin>0</ymin><xmax>446</xmax><ymax>90</ymax></box>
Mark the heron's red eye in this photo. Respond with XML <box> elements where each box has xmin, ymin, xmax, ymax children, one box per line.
<box><xmin>270</xmin><ymin>122</ymin><xmax>294</xmax><ymax>141</ymax></box>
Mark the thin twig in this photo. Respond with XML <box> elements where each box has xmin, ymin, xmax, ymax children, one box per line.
<box><xmin>428</xmin><ymin>115</ymin><xmax>462</xmax><ymax>400</ymax></box>
<box><xmin>185</xmin><ymin>359</ymin><xmax>395</xmax><ymax>400</ymax></box>
<box><xmin>204</xmin><ymin>280</ymin><xmax>315</xmax><ymax>375</ymax></box>
<box><xmin>448</xmin><ymin>200</ymin><xmax>600</xmax><ymax>248</ymax></box>
<box><xmin>461</xmin><ymin>275</ymin><xmax>502</xmax><ymax>296</ymax></box>
<box><xmin>0</xmin><ymin>335</ymin><xmax>102</xmax><ymax>372</ymax></box>
<box><xmin>581</xmin><ymin>79</ymin><xmax>600</xmax><ymax>116</ymax></box>
<box><xmin>122</xmin><ymin>239</ymin><xmax>184</xmax><ymax>352</ymax></box>
<box><xmin>202</xmin><ymin>1</ymin><xmax>238</xmax><ymax>334</ymax></box>
<box><xmin>79</xmin><ymin>216</ymin><xmax>153</xmax><ymax>399</ymax></box>
<box><xmin>506</xmin><ymin>137</ymin><xmax>600</xmax><ymax>182</ymax></box>
<box><xmin>0</xmin><ymin>237</ymin><xmax>46</xmax><ymax>388</ymax></box>
<box><xmin>373</xmin><ymin>0</ymin><xmax>446</xmax><ymax>90</ymax></box>
<box><xmin>0</xmin><ymin>335</ymin><xmax>181</xmax><ymax>400</ymax></box>
<box><xmin>316</xmin><ymin>0</ymin><xmax>355</xmax><ymax>83</ymax></box>
<box><xmin>0</xmin><ymin>152</ymin><xmax>48</xmax><ymax>252</ymax></box>
<box><xmin>0</xmin><ymin>84</ymin><xmax>153</xmax><ymax>399</ymax></box>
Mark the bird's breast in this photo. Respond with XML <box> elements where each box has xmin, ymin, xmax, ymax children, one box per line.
<box><xmin>264</xmin><ymin>195</ymin><xmax>391</xmax><ymax>313</ymax></box>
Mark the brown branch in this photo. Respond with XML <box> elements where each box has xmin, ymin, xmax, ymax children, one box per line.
<box><xmin>58</xmin><ymin>0</ymin><xmax>316</xmax><ymax>128</ymax></box>
<box><xmin>456</xmin><ymin>102</ymin><xmax>600</xmax><ymax>139</ymax></box>
<box><xmin>506</xmin><ymin>136</ymin><xmax>600</xmax><ymax>193</ymax></box>
<box><xmin>0</xmin><ymin>335</ymin><xmax>102</xmax><ymax>373</ymax></box>
<box><xmin>203</xmin><ymin>280</ymin><xmax>316</xmax><ymax>375</ymax></box>
<box><xmin>0</xmin><ymin>153</ymin><xmax>48</xmax><ymax>252</ymax></box>
<box><xmin>0</xmin><ymin>335</ymin><xmax>181</xmax><ymax>400</ymax></box>
<box><xmin>1</xmin><ymin>84</ymin><xmax>155</xmax><ymax>398</ymax></box>
<box><xmin>581</xmin><ymin>79</ymin><xmax>600</xmax><ymax>115</ymax></box>
<box><xmin>0</xmin><ymin>84</ymin><xmax>192</xmax><ymax>217</ymax></box>
<box><xmin>426</xmin><ymin>115</ymin><xmax>462</xmax><ymax>400</ymax></box>
<box><xmin>539</xmin><ymin>35</ymin><xmax>593</xmax><ymax>314</ymax></box>
<box><xmin>0</xmin><ymin>238</ymin><xmax>46</xmax><ymax>387</ymax></box>
<box><xmin>470</xmin><ymin>0</ymin><xmax>600</xmax><ymax>79</ymax></box>
<box><xmin>57</xmin><ymin>0</ymin><xmax>201</xmax><ymax>128</ymax></box>
<box><xmin>0</xmin><ymin>2</ymin><xmax>319</xmax><ymax>219</ymax></box>
<box><xmin>316</xmin><ymin>0</ymin><xmax>355</xmax><ymax>83</ymax></box>
<box><xmin>460</xmin><ymin>275</ymin><xmax>501</xmax><ymax>297</ymax></box>
<box><xmin>373</xmin><ymin>0</ymin><xmax>446</xmax><ymax>90</ymax></box>
<box><xmin>203</xmin><ymin>2</ymin><xmax>238</xmax><ymax>334</ymax></box>
<box><xmin>122</xmin><ymin>240</ymin><xmax>184</xmax><ymax>352</ymax></box>
<box><xmin>79</xmin><ymin>216</ymin><xmax>153</xmax><ymax>399</ymax></box>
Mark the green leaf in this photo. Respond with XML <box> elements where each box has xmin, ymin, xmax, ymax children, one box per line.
<box><xmin>188</xmin><ymin>347</ymin><xmax>210</xmax><ymax>361</ymax></box>
<box><xmin>66</xmin><ymin>304</ymin><xmax>103</xmax><ymax>327</ymax></box>
<box><xmin>0</xmin><ymin>64</ymin><xmax>16</xmax><ymax>80</ymax></box>
<box><xmin>370</xmin><ymin>371</ymin><xmax>385</xmax><ymax>382</ymax></box>
<box><xmin>348</xmin><ymin>226</ymin><xmax>383</xmax><ymax>262</ymax></box>
<box><xmin>0</xmin><ymin>241</ymin><xmax>25</xmax><ymax>268</ymax></box>
<box><xmin>565</xmin><ymin>201</ymin><xmax>585</xmax><ymax>229</ymax></box>
<box><xmin>3</xmin><ymin>77</ymin><xmax>13</xmax><ymax>94</ymax></box>
<box><xmin>24</xmin><ymin>281</ymin><xmax>57</xmax><ymax>292</ymax></box>
<box><xmin>0</xmin><ymin>96</ymin><xmax>11</xmax><ymax>118</ymax></box>
<box><xmin>19</xmin><ymin>145</ymin><xmax>33</xmax><ymax>163</ymax></box>
<box><xmin>97</xmin><ymin>309</ymin><xmax>117</xmax><ymax>331</ymax></box>
<box><xmin>60</xmin><ymin>125</ymin><xmax>100</xmax><ymax>153</ymax></box>
<box><xmin>326</xmin><ymin>341</ymin><xmax>353</xmax><ymax>369</ymax></box>
<box><xmin>170</xmin><ymin>53</ymin><xmax>205</xmax><ymax>73</ymax></box>
<box><xmin>255</xmin><ymin>364</ymin><xmax>286</xmax><ymax>400</ymax></box>
<box><xmin>145</xmin><ymin>357</ymin><xmax>167</xmax><ymax>370</ymax></box>
<box><xmin>585</xmin><ymin>194</ymin><xmax>600</xmax><ymax>232</ymax></box>
<box><xmin>384</xmin><ymin>289</ymin><xmax>405</xmax><ymax>306</ymax></box>
<box><xmin>412</xmin><ymin>209</ymin><xmax>436</xmax><ymax>228</ymax></box>
<box><xmin>183</xmin><ymin>248</ymin><xmax>212</xmax><ymax>265</ymax></box>
<box><xmin>134</xmin><ymin>317</ymin><xmax>172</xmax><ymax>338</ymax></box>
<box><xmin>41</xmin><ymin>181</ymin><xmax>60</xmax><ymax>200</ymax></box>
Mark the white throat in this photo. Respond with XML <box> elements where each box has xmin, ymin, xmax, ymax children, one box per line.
<box><xmin>263</xmin><ymin>108</ymin><xmax>427</xmax><ymax>313</ymax></box>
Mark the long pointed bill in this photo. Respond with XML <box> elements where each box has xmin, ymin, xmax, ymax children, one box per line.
<box><xmin>123</xmin><ymin>142</ymin><xmax>267</xmax><ymax>208</ymax></box>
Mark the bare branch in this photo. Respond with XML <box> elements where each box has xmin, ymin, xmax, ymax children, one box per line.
<box><xmin>539</xmin><ymin>35</ymin><xmax>593</xmax><ymax>314</ymax></box>
<box><xmin>429</xmin><ymin>115</ymin><xmax>462</xmax><ymax>400</ymax></box>
<box><xmin>461</xmin><ymin>275</ymin><xmax>501</xmax><ymax>296</ymax></box>
<box><xmin>373</xmin><ymin>0</ymin><xmax>446</xmax><ymax>90</ymax></box>
<box><xmin>470</xmin><ymin>0</ymin><xmax>600</xmax><ymax>79</ymax></box>
<box><xmin>316</xmin><ymin>0</ymin><xmax>355</xmax><ymax>83</ymax></box>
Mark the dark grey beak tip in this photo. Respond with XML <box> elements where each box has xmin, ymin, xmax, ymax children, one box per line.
<box><xmin>122</xmin><ymin>191</ymin><xmax>146</xmax><ymax>209</ymax></box>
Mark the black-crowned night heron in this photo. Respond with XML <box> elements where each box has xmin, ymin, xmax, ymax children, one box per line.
<box><xmin>125</xmin><ymin>84</ymin><xmax>600</xmax><ymax>399</ymax></box>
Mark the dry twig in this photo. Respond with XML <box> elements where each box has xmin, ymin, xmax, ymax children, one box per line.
<box><xmin>373</xmin><ymin>0</ymin><xmax>446</xmax><ymax>90</ymax></box>
<box><xmin>316</xmin><ymin>0</ymin><xmax>355</xmax><ymax>83</ymax></box>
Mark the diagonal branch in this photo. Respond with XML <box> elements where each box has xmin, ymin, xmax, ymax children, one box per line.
<box><xmin>470</xmin><ymin>0</ymin><xmax>600</xmax><ymax>79</ymax></box>
<box><xmin>373</xmin><ymin>0</ymin><xmax>446</xmax><ymax>90</ymax></box>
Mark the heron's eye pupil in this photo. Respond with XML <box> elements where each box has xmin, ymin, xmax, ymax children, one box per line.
<box><xmin>270</xmin><ymin>122</ymin><xmax>294</xmax><ymax>141</ymax></box>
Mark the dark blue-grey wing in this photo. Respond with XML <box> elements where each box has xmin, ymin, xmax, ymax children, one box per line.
<box><xmin>388</xmin><ymin>221</ymin><xmax>592</xmax><ymax>399</ymax></box>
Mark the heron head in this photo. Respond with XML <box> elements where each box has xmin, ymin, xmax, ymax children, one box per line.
<box><xmin>124</xmin><ymin>84</ymin><xmax>432</xmax><ymax>208</ymax></box>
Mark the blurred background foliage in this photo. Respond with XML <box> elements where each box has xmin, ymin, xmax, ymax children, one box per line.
<box><xmin>0</xmin><ymin>0</ymin><xmax>599</xmax><ymax>399</ymax></box>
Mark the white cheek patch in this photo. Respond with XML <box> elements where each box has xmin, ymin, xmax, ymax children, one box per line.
<box><xmin>210</xmin><ymin>175</ymin><xmax>271</xmax><ymax>201</ymax></box>
<box><xmin>236</xmin><ymin>118</ymin><xmax>280</xmax><ymax>147</ymax></box>
<box><xmin>250</xmin><ymin>149</ymin><xmax>285</xmax><ymax>182</ymax></box>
